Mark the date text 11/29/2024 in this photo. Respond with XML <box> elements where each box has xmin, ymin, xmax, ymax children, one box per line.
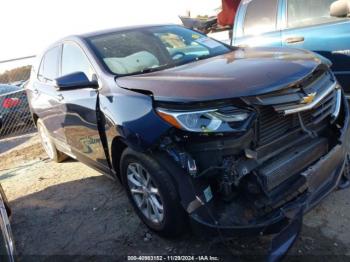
<box><xmin>127</xmin><ymin>256</ymin><xmax>220</xmax><ymax>261</ymax></box>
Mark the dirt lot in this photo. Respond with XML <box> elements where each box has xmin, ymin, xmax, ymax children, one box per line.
<box><xmin>0</xmin><ymin>134</ymin><xmax>350</xmax><ymax>261</ymax></box>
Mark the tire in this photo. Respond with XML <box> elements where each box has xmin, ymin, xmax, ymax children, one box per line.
<box><xmin>120</xmin><ymin>148</ymin><xmax>187</xmax><ymax>237</ymax></box>
<box><xmin>37</xmin><ymin>119</ymin><xmax>67</xmax><ymax>163</ymax></box>
<box><xmin>0</xmin><ymin>199</ymin><xmax>15</xmax><ymax>262</ymax></box>
<box><xmin>0</xmin><ymin>185</ymin><xmax>11</xmax><ymax>217</ymax></box>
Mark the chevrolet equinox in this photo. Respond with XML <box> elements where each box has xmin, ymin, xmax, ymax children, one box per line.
<box><xmin>26</xmin><ymin>25</ymin><xmax>350</xmax><ymax>259</ymax></box>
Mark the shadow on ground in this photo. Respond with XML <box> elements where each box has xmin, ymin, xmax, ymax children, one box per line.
<box><xmin>9</xmin><ymin>173</ymin><xmax>348</xmax><ymax>262</ymax></box>
<box><xmin>1</xmin><ymin>131</ymin><xmax>348</xmax><ymax>261</ymax></box>
<box><xmin>9</xmin><ymin>175</ymin><xmax>265</xmax><ymax>261</ymax></box>
<box><xmin>0</xmin><ymin>135</ymin><xmax>32</xmax><ymax>155</ymax></box>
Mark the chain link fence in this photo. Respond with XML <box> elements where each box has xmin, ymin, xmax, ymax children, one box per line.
<box><xmin>0</xmin><ymin>56</ymin><xmax>36</xmax><ymax>139</ymax></box>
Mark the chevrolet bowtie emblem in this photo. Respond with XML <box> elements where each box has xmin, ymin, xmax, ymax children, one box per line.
<box><xmin>301</xmin><ymin>92</ymin><xmax>316</xmax><ymax>104</ymax></box>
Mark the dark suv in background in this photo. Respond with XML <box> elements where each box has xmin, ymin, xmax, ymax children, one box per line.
<box><xmin>26</xmin><ymin>25</ymin><xmax>350</xmax><ymax>259</ymax></box>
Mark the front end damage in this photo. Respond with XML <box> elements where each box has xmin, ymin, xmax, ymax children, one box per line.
<box><xmin>153</xmin><ymin>68</ymin><xmax>350</xmax><ymax>258</ymax></box>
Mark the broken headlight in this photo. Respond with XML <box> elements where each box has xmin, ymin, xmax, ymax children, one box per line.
<box><xmin>156</xmin><ymin>106</ymin><xmax>252</xmax><ymax>132</ymax></box>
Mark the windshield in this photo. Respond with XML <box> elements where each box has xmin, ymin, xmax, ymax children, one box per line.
<box><xmin>87</xmin><ymin>25</ymin><xmax>232</xmax><ymax>76</ymax></box>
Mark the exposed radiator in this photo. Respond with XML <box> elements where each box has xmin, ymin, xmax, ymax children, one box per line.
<box><xmin>258</xmin><ymin>89</ymin><xmax>336</xmax><ymax>146</ymax></box>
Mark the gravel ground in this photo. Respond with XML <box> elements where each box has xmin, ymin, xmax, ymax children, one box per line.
<box><xmin>0</xmin><ymin>134</ymin><xmax>349</xmax><ymax>261</ymax></box>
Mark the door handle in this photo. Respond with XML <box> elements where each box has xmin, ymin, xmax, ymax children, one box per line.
<box><xmin>57</xmin><ymin>94</ymin><xmax>64</xmax><ymax>101</ymax></box>
<box><xmin>285</xmin><ymin>36</ymin><xmax>305</xmax><ymax>44</ymax></box>
<box><xmin>33</xmin><ymin>89</ymin><xmax>39</xmax><ymax>95</ymax></box>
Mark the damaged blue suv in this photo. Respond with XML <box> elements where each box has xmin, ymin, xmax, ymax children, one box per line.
<box><xmin>26</xmin><ymin>25</ymin><xmax>350</xmax><ymax>259</ymax></box>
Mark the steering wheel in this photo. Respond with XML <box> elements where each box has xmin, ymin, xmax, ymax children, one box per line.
<box><xmin>171</xmin><ymin>52</ymin><xmax>186</xmax><ymax>60</ymax></box>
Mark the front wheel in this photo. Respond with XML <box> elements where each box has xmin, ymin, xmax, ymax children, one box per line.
<box><xmin>120</xmin><ymin>148</ymin><xmax>187</xmax><ymax>237</ymax></box>
<box><xmin>37</xmin><ymin>119</ymin><xmax>67</xmax><ymax>163</ymax></box>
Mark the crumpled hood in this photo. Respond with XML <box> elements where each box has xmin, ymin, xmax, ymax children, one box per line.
<box><xmin>116</xmin><ymin>47</ymin><xmax>324</xmax><ymax>103</ymax></box>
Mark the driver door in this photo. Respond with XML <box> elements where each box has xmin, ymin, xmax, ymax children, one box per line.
<box><xmin>58</xmin><ymin>41</ymin><xmax>109</xmax><ymax>172</ymax></box>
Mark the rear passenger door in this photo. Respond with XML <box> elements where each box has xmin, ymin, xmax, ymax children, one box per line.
<box><xmin>281</xmin><ymin>0</ymin><xmax>350</xmax><ymax>93</ymax></box>
<box><xmin>233</xmin><ymin>0</ymin><xmax>282</xmax><ymax>48</ymax></box>
<box><xmin>32</xmin><ymin>46</ymin><xmax>67</xmax><ymax>143</ymax></box>
<box><xmin>59</xmin><ymin>41</ymin><xmax>109</xmax><ymax>172</ymax></box>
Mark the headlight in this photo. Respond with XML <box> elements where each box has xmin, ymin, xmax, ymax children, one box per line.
<box><xmin>156</xmin><ymin>106</ymin><xmax>251</xmax><ymax>132</ymax></box>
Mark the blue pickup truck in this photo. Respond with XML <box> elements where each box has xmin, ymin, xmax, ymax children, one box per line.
<box><xmin>231</xmin><ymin>0</ymin><xmax>350</xmax><ymax>94</ymax></box>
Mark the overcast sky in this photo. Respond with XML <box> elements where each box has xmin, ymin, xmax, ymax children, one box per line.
<box><xmin>0</xmin><ymin>0</ymin><xmax>220</xmax><ymax>72</ymax></box>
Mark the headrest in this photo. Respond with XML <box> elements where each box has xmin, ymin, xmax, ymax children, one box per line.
<box><xmin>330</xmin><ymin>0</ymin><xmax>350</xmax><ymax>17</ymax></box>
<box><xmin>104</xmin><ymin>51</ymin><xmax>160</xmax><ymax>75</ymax></box>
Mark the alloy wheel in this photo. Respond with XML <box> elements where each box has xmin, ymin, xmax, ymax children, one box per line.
<box><xmin>127</xmin><ymin>162</ymin><xmax>164</xmax><ymax>224</ymax></box>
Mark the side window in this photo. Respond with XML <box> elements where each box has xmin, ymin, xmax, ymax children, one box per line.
<box><xmin>287</xmin><ymin>0</ymin><xmax>340</xmax><ymax>28</ymax></box>
<box><xmin>243</xmin><ymin>0</ymin><xmax>278</xmax><ymax>36</ymax></box>
<box><xmin>61</xmin><ymin>43</ymin><xmax>94</xmax><ymax>80</ymax></box>
<box><xmin>38</xmin><ymin>46</ymin><xmax>60</xmax><ymax>82</ymax></box>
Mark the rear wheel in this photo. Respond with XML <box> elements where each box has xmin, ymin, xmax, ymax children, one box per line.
<box><xmin>37</xmin><ymin>119</ymin><xmax>67</xmax><ymax>163</ymax></box>
<box><xmin>120</xmin><ymin>148</ymin><xmax>187</xmax><ymax>237</ymax></box>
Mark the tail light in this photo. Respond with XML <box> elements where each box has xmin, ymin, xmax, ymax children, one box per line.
<box><xmin>2</xmin><ymin>98</ymin><xmax>21</xmax><ymax>109</ymax></box>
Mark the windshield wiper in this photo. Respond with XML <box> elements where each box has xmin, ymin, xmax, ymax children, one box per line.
<box><xmin>140</xmin><ymin>64</ymin><xmax>173</xmax><ymax>74</ymax></box>
<box><xmin>129</xmin><ymin>55</ymin><xmax>216</xmax><ymax>76</ymax></box>
<box><xmin>195</xmin><ymin>54</ymin><xmax>214</xmax><ymax>61</ymax></box>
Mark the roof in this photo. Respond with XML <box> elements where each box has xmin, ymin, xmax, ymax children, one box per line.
<box><xmin>42</xmin><ymin>24</ymin><xmax>179</xmax><ymax>54</ymax></box>
<box><xmin>79</xmin><ymin>24</ymin><xmax>176</xmax><ymax>38</ymax></box>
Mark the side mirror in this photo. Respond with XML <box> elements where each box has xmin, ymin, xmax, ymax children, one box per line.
<box><xmin>330</xmin><ymin>0</ymin><xmax>350</xmax><ymax>17</ymax></box>
<box><xmin>55</xmin><ymin>72</ymin><xmax>98</xmax><ymax>91</ymax></box>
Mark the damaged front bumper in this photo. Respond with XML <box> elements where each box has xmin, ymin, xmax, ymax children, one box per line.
<box><xmin>190</xmin><ymin>125</ymin><xmax>349</xmax><ymax>235</ymax></box>
<box><xmin>152</xmin><ymin>69</ymin><xmax>349</xmax><ymax>260</ymax></box>
<box><xmin>184</xmin><ymin>95</ymin><xmax>350</xmax><ymax>259</ymax></box>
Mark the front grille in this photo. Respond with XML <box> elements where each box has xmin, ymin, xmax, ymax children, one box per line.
<box><xmin>258</xmin><ymin>107</ymin><xmax>294</xmax><ymax>146</ymax></box>
<box><xmin>258</xmin><ymin>89</ymin><xmax>336</xmax><ymax>146</ymax></box>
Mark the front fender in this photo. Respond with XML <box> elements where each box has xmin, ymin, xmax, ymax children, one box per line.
<box><xmin>99</xmin><ymin>87</ymin><xmax>171</xmax><ymax>157</ymax></box>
